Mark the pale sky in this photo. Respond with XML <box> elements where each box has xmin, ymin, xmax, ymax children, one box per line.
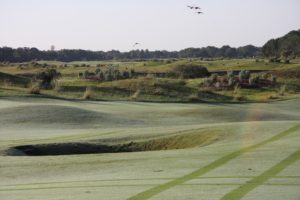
<box><xmin>0</xmin><ymin>0</ymin><xmax>299</xmax><ymax>51</ymax></box>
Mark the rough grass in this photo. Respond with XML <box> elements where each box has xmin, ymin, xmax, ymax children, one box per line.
<box><xmin>1</xmin><ymin>58</ymin><xmax>299</xmax><ymax>103</ymax></box>
<box><xmin>0</xmin><ymin>72</ymin><xmax>31</xmax><ymax>87</ymax></box>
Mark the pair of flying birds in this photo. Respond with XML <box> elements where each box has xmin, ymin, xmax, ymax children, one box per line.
<box><xmin>187</xmin><ymin>5</ymin><xmax>203</xmax><ymax>14</ymax></box>
<box><xmin>133</xmin><ymin>5</ymin><xmax>203</xmax><ymax>48</ymax></box>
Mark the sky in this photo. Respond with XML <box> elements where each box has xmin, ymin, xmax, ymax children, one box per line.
<box><xmin>0</xmin><ymin>0</ymin><xmax>299</xmax><ymax>51</ymax></box>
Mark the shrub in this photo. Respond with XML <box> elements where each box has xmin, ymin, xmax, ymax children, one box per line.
<box><xmin>228</xmin><ymin>77</ymin><xmax>236</xmax><ymax>87</ymax></box>
<box><xmin>122</xmin><ymin>70</ymin><xmax>130</xmax><ymax>79</ymax></box>
<box><xmin>50</xmin><ymin>79</ymin><xmax>61</xmax><ymax>91</ymax></box>
<box><xmin>95</xmin><ymin>68</ymin><xmax>101</xmax><ymax>74</ymax></box>
<box><xmin>83</xmin><ymin>70</ymin><xmax>89</xmax><ymax>79</ymax></box>
<box><xmin>234</xmin><ymin>94</ymin><xmax>245</xmax><ymax>101</ymax></box>
<box><xmin>214</xmin><ymin>81</ymin><xmax>221</xmax><ymax>89</ymax></box>
<box><xmin>210</xmin><ymin>74</ymin><xmax>218</xmax><ymax>83</ymax></box>
<box><xmin>203</xmin><ymin>78</ymin><xmax>213</xmax><ymax>87</ymax></box>
<box><xmin>261</xmin><ymin>73</ymin><xmax>269</xmax><ymax>79</ymax></box>
<box><xmin>178</xmin><ymin>79</ymin><xmax>186</xmax><ymax>86</ymax></box>
<box><xmin>188</xmin><ymin>93</ymin><xmax>200</xmax><ymax>102</ymax></box>
<box><xmin>238</xmin><ymin>70</ymin><xmax>250</xmax><ymax>82</ymax></box>
<box><xmin>173</xmin><ymin>64</ymin><xmax>210</xmax><ymax>79</ymax></box>
<box><xmin>36</xmin><ymin>68</ymin><xmax>61</xmax><ymax>89</ymax></box>
<box><xmin>97</xmin><ymin>71</ymin><xmax>104</xmax><ymax>81</ymax></box>
<box><xmin>270</xmin><ymin>75</ymin><xmax>277</xmax><ymax>84</ymax></box>
<box><xmin>249</xmin><ymin>75</ymin><xmax>259</xmax><ymax>86</ymax></box>
<box><xmin>245</xmin><ymin>70</ymin><xmax>251</xmax><ymax>79</ymax></box>
<box><xmin>227</xmin><ymin>71</ymin><xmax>234</xmax><ymax>78</ymax></box>
<box><xmin>278</xmin><ymin>85</ymin><xmax>286</xmax><ymax>96</ymax></box>
<box><xmin>130</xmin><ymin>69</ymin><xmax>135</xmax><ymax>78</ymax></box>
<box><xmin>130</xmin><ymin>89</ymin><xmax>141</xmax><ymax>100</ymax></box>
<box><xmin>104</xmin><ymin>71</ymin><xmax>113</xmax><ymax>81</ymax></box>
<box><xmin>83</xmin><ymin>87</ymin><xmax>93</xmax><ymax>99</ymax></box>
<box><xmin>234</xmin><ymin>84</ymin><xmax>240</xmax><ymax>94</ymax></box>
<box><xmin>29</xmin><ymin>86</ymin><xmax>40</xmax><ymax>94</ymax></box>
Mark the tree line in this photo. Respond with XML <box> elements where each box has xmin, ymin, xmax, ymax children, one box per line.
<box><xmin>262</xmin><ymin>30</ymin><xmax>300</xmax><ymax>62</ymax></box>
<box><xmin>0</xmin><ymin>45</ymin><xmax>261</xmax><ymax>63</ymax></box>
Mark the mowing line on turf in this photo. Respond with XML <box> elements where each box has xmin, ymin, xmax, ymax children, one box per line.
<box><xmin>2</xmin><ymin>176</ymin><xmax>299</xmax><ymax>188</ymax></box>
<box><xmin>220</xmin><ymin>148</ymin><xmax>300</xmax><ymax>200</ymax></box>
<box><xmin>128</xmin><ymin>124</ymin><xmax>300</xmax><ymax>200</ymax></box>
<box><xmin>1</xmin><ymin>183</ymin><xmax>299</xmax><ymax>192</ymax></box>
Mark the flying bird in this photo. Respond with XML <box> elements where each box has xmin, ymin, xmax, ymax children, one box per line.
<box><xmin>194</xmin><ymin>6</ymin><xmax>201</xmax><ymax>10</ymax></box>
<box><xmin>187</xmin><ymin>4</ymin><xmax>203</xmax><ymax>15</ymax></box>
<box><xmin>133</xmin><ymin>42</ymin><xmax>140</xmax><ymax>48</ymax></box>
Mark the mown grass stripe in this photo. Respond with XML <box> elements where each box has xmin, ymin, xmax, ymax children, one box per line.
<box><xmin>0</xmin><ymin>184</ymin><xmax>157</xmax><ymax>192</ymax></box>
<box><xmin>128</xmin><ymin>124</ymin><xmax>300</xmax><ymax>200</ymax></box>
<box><xmin>220</xmin><ymin>148</ymin><xmax>300</xmax><ymax>200</ymax></box>
<box><xmin>183</xmin><ymin>183</ymin><xmax>300</xmax><ymax>187</ymax></box>
<box><xmin>0</xmin><ymin>176</ymin><xmax>300</xmax><ymax>188</ymax></box>
<box><xmin>2</xmin><ymin>176</ymin><xmax>299</xmax><ymax>188</ymax></box>
<box><xmin>1</xmin><ymin>183</ymin><xmax>299</xmax><ymax>192</ymax></box>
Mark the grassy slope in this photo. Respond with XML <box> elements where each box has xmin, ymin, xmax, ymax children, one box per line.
<box><xmin>0</xmin><ymin>58</ymin><xmax>300</xmax><ymax>102</ymax></box>
<box><xmin>0</xmin><ymin>72</ymin><xmax>31</xmax><ymax>86</ymax></box>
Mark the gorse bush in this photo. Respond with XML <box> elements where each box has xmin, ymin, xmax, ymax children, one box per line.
<box><xmin>188</xmin><ymin>93</ymin><xmax>200</xmax><ymax>102</ymax></box>
<box><xmin>173</xmin><ymin>64</ymin><xmax>210</xmax><ymax>78</ymax></box>
<box><xmin>278</xmin><ymin>85</ymin><xmax>286</xmax><ymax>96</ymax></box>
<box><xmin>228</xmin><ymin>77</ymin><xmax>236</xmax><ymax>87</ymax></box>
<box><xmin>270</xmin><ymin>75</ymin><xmax>277</xmax><ymax>84</ymax></box>
<box><xmin>210</xmin><ymin>74</ymin><xmax>218</xmax><ymax>83</ymax></box>
<box><xmin>130</xmin><ymin>89</ymin><xmax>141</xmax><ymax>100</ymax></box>
<box><xmin>36</xmin><ymin>68</ymin><xmax>61</xmax><ymax>89</ymax></box>
<box><xmin>29</xmin><ymin>85</ymin><xmax>40</xmax><ymax>95</ymax></box>
<box><xmin>83</xmin><ymin>87</ymin><xmax>93</xmax><ymax>99</ymax></box>
<box><xmin>227</xmin><ymin>70</ymin><xmax>234</xmax><ymax>78</ymax></box>
<box><xmin>238</xmin><ymin>70</ymin><xmax>250</xmax><ymax>82</ymax></box>
<box><xmin>249</xmin><ymin>75</ymin><xmax>259</xmax><ymax>86</ymax></box>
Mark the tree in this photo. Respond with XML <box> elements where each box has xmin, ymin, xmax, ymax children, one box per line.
<box><xmin>262</xmin><ymin>30</ymin><xmax>300</xmax><ymax>59</ymax></box>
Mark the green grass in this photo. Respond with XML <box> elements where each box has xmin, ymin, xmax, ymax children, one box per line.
<box><xmin>128</xmin><ymin>124</ymin><xmax>300</xmax><ymax>200</ymax></box>
<box><xmin>0</xmin><ymin>59</ymin><xmax>300</xmax><ymax>199</ymax></box>
<box><xmin>221</xmin><ymin>148</ymin><xmax>300</xmax><ymax>200</ymax></box>
<box><xmin>1</xmin><ymin>58</ymin><xmax>299</xmax><ymax>103</ymax></box>
<box><xmin>0</xmin><ymin>97</ymin><xmax>299</xmax><ymax>199</ymax></box>
<box><xmin>0</xmin><ymin>72</ymin><xmax>31</xmax><ymax>87</ymax></box>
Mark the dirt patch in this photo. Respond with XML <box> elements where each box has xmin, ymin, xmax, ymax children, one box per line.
<box><xmin>6</xmin><ymin>130</ymin><xmax>221</xmax><ymax>156</ymax></box>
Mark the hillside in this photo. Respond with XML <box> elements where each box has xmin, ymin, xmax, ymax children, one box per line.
<box><xmin>0</xmin><ymin>71</ymin><xmax>31</xmax><ymax>87</ymax></box>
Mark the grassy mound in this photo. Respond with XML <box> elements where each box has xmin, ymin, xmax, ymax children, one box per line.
<box><xmin>0</xmin><ymin>105</ymin><xmax>142</xmax><ymax>128</ymax></box>
<box><xmin>0</xmin><ymin>72</ymin><xmax>31</xmax><ymax>87</ymax></box>
<box><xmin>273</xmin><ymin>67</ymin><xmax>300</xmax><ymax>79</ymax></box>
